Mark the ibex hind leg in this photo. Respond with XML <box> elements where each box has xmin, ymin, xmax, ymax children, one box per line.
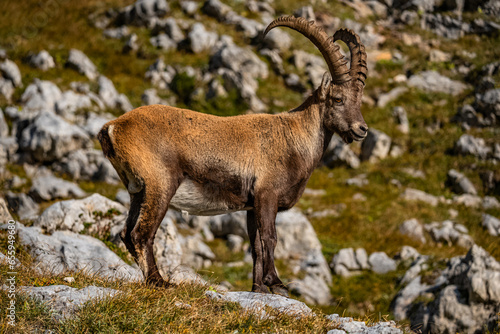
<box><xmin>121</xmin><ymin>174</ymin><xmax>179</xmax><ymax>287</ymax></box>
<box><xmin>247</xmin><ymin>210</ymin><xmax>269</xmax><ymax>294</ymax></box>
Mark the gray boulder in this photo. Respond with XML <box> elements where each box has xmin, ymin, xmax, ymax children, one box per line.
<box><xmin>0</xmin><ymin>108</ymin><xmax>8</xmax><ymax>137</ymax></box>
<box><xmin>446</xmin><ymin>169</ymin><xmax>477</xmax><ymax>195</ymax></box>
<box><xmin>145</xmin><ymin>58</ymin><xmax>176</xmax><ymax>90</ymax></box>
<box><xmin>323</xmin><ymin>135</ymin><xmax>360</xmax><ymax>169</ymax></box>
<box><xmin>66</xmin><ymin>49</ymin><xmax>98</xmax><ymax>80</ymax></box>
<box><xmin>401</xmin><ymin>245</ymin><xmax>500</xmax><ymax>333</ymax></box>
<box><xmin>103</xmin><ymin>26</ymin><xmax>130</xmax><ymax>39</ymax></box>
<box><xmin>150</xmin><ymin>33</ymin><xmax>176</xmax><ymax>51</ymax></box>
<box><xmin>98</xmin><ymin>76</ymin><xmax>133</xmax><ymax>112</ymax></box>
<box><xmin>425</xmin><ymin>220</ymin><xmax>474</xmax><ymax>248</ymax></box>
<box><xmin>475</xmin><ymin>88</ymin><xmax>500</xmax><ymax>124</ymax></box>
<box><xmin>188</xmin><ymin>23</ymin><xmax>219</xmax><ymax>54</ymax></box>
<box><xmin>331</xmin><ymin>248</ymin><xmax>370</xmax><ymax>277</ymax></box>
<box><xmin>399</xmin><ymin>218</ymin><xmax>426</xmax><ymax>243</ymax></box>
<box><xmin>263</xmin><ymin>29</ymin><xmax>292</xmax><ymax>53</ymax></box>
<box><xmin>5</xmin><ymin>192</ymin><xmax>39</xmax><ymax>220</ymax></box>
<box><xmin>408</xmin><ymin>70</ymin><xmax>467</xmax><ymax>95</ymax></box>
<box><xmin>154</xmin><ymin>18</ymin><xmax>184</xmax><ymax>43</ymax></box>
<box><xmin>80</xmin><ymin>112</ymin><xmax>114</xmax><ymax>138</ymax></box>
<box><xmin>0</xmin><ymin>59</ymin><xmax>22</xmax><ymax>88</ymax></box>
<box><xmin>123</xmin><ymin>33</ymin><xmax>139</xmax><ymax>53</ymax></box>
<box><xmin>55</xmin><ymin>90</ymin><xmax>93</xmax><ymax>120</ymax></box>
<box><xmin>369</xmin><ymin>252</ymin><xmax>397</xmax><ymax>274</ymax></box>
<box><xmin>482</xmin><ymin>214</ymin><xmax>500</xmax><ymax>237</ymax></box>
<box><xmin>119</xmin><ymin>0</ymin><xmax>169</xmax><ymax>26</ymax></box>
<box><xmin>205</xmin><ymin>290</ymin><xmax>312</xmax><ymax>318</ymax></box>
<box><xmin>141</xmin><ymin>88</ymin><xmax>169</xmax><ymax>106</ymax></box>
<box><xmin>6</xmin><ymin>223</ymin><xmax>142</xmax><ymax>281</ymax></box>
<box><xmin>455</xmin><ymin>134</ymin><xmax>491</xmax><ymax>159</ymax></box>
<box><xmin>0</xmin><ymin>137</ymin><xmax>18</xmax><ymax>166</ymax></box>
<box><xmin>28</xmin><ymin>50</ymin><xmax>56</xmax><ymax>71</ymax></box>
<box><xmin>18</xmin><ymin>111</ymin><xmax>92</xmax><ymax>162</ymax></box>
<box><xmin>180</xmin><ymin>1</ymin><xmax>199</xmax><ymax>16</ymax></box>
<box><xmin>360</xmin><ymin>129</ymin><xmax>392</xmax><ymax>162</ymax></box>
<box><xmin>0</xmin><ymin>77</ymin><xmax>14</xmax><ymax>101</ymax></box>
<box><xmin>30</xmin><ymin>174</ymin><xmax>86</xmax><ymax>202</ymax></box>
<box><xmin>377</xmin><ymin>87</ymin><xmax>408</xmax><ymax>108</ymax></box>
<box><xmin>20</xmin><ymin>79</ymin><xmax>62</xmax><ymax>113</ymax></box>
<box><xmin>35</xmin><ymin>193</ymin><xmax>126</xmax><ymax>234</ymax></box>
<box><xmin>392</xmin><ymin>106</ymin><xmax>409</xmax><ymax>134</ymax></box>
<box><xmin>202</xmin><ymin>0</ymin><xmax>234</xmax><ymax>22</ymax></box>
<box><xmin>0</xmin><ymin>197</ymin><xmax>14</xmax><ymax>222</ymax></box>
<box><xmin>18</xmin><ymin>285</ymin><xmax>120</xmax><ymax>320</ymax></box>
<box><xmin>401</xmin><ymin>188</ymin><xmax>440</xmax><ymax>207</ymax></box>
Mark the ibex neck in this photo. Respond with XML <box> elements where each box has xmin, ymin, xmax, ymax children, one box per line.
<box><xmin>286</xmin><ymin>92</ymin><xmax>333</xmax><ymax>168</ymax></box>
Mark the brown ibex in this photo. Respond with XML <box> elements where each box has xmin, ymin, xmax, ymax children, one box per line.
<box><xmin>98</xmin><ymin>16</ymin><xmax>368</xmax><ymax>296</ymax></box>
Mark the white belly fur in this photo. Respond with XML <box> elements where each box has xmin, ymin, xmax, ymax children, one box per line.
<box><xmin>169</xmin><ymin>178</ymin><xmax>249</xmax><ymax>216</ymax></box>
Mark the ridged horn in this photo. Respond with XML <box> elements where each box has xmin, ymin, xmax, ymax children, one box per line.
<box><xmin>264</xmin><ymin>16</ymin><xmax>351</xmax><ymax>85</ymax></box>
<box><xmin>333</xmin><ymin>28</ymin><xmax>368</xmax><ymax>86</ymax></box>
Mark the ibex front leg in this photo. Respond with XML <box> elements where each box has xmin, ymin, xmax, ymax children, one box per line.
<box><xmin>254</xmin><ymin>191</ymin><xmax>289</xmax><ymax>297</ymax></box>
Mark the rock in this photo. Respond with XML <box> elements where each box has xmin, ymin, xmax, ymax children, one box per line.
<box><xmin>369</xmin><ymin>252</ymin><xmax>397</xmax><ymax>274</ymax></box>
<box><xmin>98</xmin><ymin>76</ymin><xmax>133</xmax><ymax>112</ymax></box>
<box><xmin>294</xmin><ymin>6</ymin><xmax>315</xmax><ymax>21</ymax></box>
<box><xmin>5</xmin><ymin>192</ymin><xmax>39</xmax><ymax>220</ymax></box>
<box><xmin>399</xmin><ymin>218</ymin><xmax>426</xmax><ymax>244</ymax></box>
<box><xmin>475</xmin><ymin>88</ymin><xmax>500</xmax><ymax>124</ymax></box>
<box><xmin>323</xmin><ymin>135</ymin><xmax>360</xmax><ymax>169</ymax></box>
<box><xmin>482</xmin><ymin>214</ymin><xmax>500</xmax><ymax>237</ymax></box>
<box><xmin>119</xmin><ymin>0</ymin><xmax>170</xmax><ymax>26</ymax></box>
<box><xmin>180</xmin><ymin>1</ymin><xmax>199</xmax><ymax>16</ymax></box>
<box><xmin>446</xmin><ymin>169</ymin><xmax>477</xmax><ymax>195</ymax></box>
<box><xmin>401</xmin><ymin>188</ymin><xmax>440</xmax><ymax>207</ymax></box>
<box><xmin>19</xmin><ymin>285</ymin><xmax>120</xmax><ymax>320</ymax></box>
<box><xmin>408</xmin><ymin>70</ymin><xmax>467</xmax><ymax>96</ymax></box>
<box><xmin>392</xmin><ymin>106</ymin><xmax>409</xmax><ymax>134</ymax></box>
<box><xmin>0</xmin><ymin>59</ymin><xmax>22</xmax><ymax>88</ymax></box>
<box><xmin>401</xmin><ymin>245</ymin><xmax>500</xmax><ymax>333</ymax></box>
<box><xmin>263</xmin><ymin>29</ymin><xmax>292</xmax><ymax>53</ymax></box>
<box><xmin>0</xmin><ymin>197</ymin><xmax>14</xmax><ymax>222</ymax></box>
<box><xmin>6</xmin><ymin>223</ymin><xmax>142</xmax><ymax>281</ymax></box>
<box><xmin>188</xmin><ymin>23</ymin><xmax>218</xmax><ymax>54</ymax></box>
<box><xmin>103</xmin><ymin>26</ymin><xmax>130</xmax><ymax>39</ymax></box>
<box><xmin>80</xmin><ymin>112</ymin><xmax>114</xmax><ymax>138</ymax></box>
<box><xmin>455</xmin><ymin>134</ymin><xmax>491</xmax><ymax>159</ymax></box>
<box><xmin>205</xmin><ymin>290</ymin><xmax>312</xmax><ymax>318</ymax></box>
<box><xmin>0</xmin><ymin>108</ymin><xmax>8</xmax><ymax>137</ymax></box>
<box><xmin>202</xmin><ymin>0</ymin><xmax>234</xmax><ymax>23</ymax></box>
<box><xmin>35</xmin><ymin>193</ymin><xmax>126</xmax><ymax>234</ymax></box>
<box><xmin>28</xmin><ymin>50</ymin><xmax>56</xmax><ymax>71</ymax></box>
<box><xmin>150</xmin><ymin>33</ymin><xmax>176</xmax><ymax>50</ymax></box>
<box><xmin>145</xmin><ymin>58</ymin><xmax>176</xmax><ymax>90</ymax></box>
<box><xmin>346</xmin><ymin>174</ymin><xmax>369</xmax><ymax>187</ymax></box>
<box><xmin>452</xmin><ymin>104</ymin><xmax>482</xmax><ymax>128</ymax></box>
<box><xmin>227</xmin><ymin>234</ymin><xmax>244</xmax><ymax>252</ymax></box>
<box><xmin>360</xmin><ymin>129</ymin><xmax>392</xmax><ymax>162</ymax></box>
<box><xmin>18</xmin><ymin>111</ymin><xmax>92</xmax><ymax>163</ymax></box>
<box><xmin>0</xmin><ymin>77</ymin><xmax>14</xmax><ymax>101</ymax></box>
<box><xmin>115</xmin><ymin>189</ymin><xmax>130</xmax><ymax>207</ymax></box>
<box><xmin>29</xmin><ymin>174</ymin><xmax>86</xmax><ymax>202</ymax></box>
<box><xmin>208</xmin><ymin>211</ymin><xmax>247</xmax><ymax>239</ymax></box>
<box><xmin>123</xmin><ymin>33</ymin><xmax>139</xmax><ymax>53</ymax></box>
<box><xmin>397</xmin><ymin>246</ymin><xmax>421</xmax><ymax>263</ymax></box>
<box><xmin>66</xmin><ymin>49</ymin><xmax>98</xmax><ymax>80</ymax></box>
<box><xmin>331</xmin><ymin>248</ymin><xmax>371</xmax><ymax>277</ymax></box>
<box><xmin>210</xmin><ymin>39</ymin><xmax>268</xmax><ymax>80</ymax></box>
<box><xmin>425</xmin><ymin>220</ymin><xmax>474</xmax><ymax>248</ymax></box>
<box><xmin>0</xmin><ymin>137</ymin><xmax>18</xmax><ymax>166</ymax></box>
<box><xmin>429</xmin><ymin>49</ymin><xmax>451</xmax><ymax>62</ymax></box>
<box><xmin>155</xmin><ymin>18</ymin><xmax>184</xmax><ymax>43</ymax></box>
<box><xmin>20</xmin><ymin>79</ymin><xmax>62</xmax><ymax>112</ymax></box>
<box><xmin>55</xmin><ymin>90</ymin><xmax>93</xmax><ymax>120</ymax></box>
<box><xmin>180</xmin><ymin>233</ymin><xmax>215</xmax><ymax>269</ymax></box>
<box><xmin>377</xmin><ymin>87</ymin><xmax>408</xmax><ymax>108</ymax></box>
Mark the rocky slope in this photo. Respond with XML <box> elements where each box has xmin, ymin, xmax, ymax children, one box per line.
<box><xmin>0</xmin><ymin>0</ymin><xmax>499</xmax><ymax>332</ymax></box>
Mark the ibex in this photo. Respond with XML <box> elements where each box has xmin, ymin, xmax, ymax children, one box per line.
<box><xmin>98</xmin><ymin>16</ymin><xmax>368</xmax><ymax>296</ymax></box>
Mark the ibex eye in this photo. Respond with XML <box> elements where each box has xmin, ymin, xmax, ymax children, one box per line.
<box><xmin>334</xmin><ymin>98</ymin><xmax>342</xmax><ymax>103</ymax></box>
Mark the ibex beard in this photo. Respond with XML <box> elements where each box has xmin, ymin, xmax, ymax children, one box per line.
<box><xmin>98</xmin><ymin>16</ymin><xmax>368</xmax><ymax>297</ymax></box>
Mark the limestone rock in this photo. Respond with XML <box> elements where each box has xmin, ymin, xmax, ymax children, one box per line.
<box><xmin>66</xmin><ymin>49</ymin><xmax>98</xmax><ymax>80</ymax></box>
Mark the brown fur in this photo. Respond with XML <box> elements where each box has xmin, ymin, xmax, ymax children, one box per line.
<box><xmin>98</xmin><ymin>74</ymin><xmax>367</xmax><ymax>293</ymax></box>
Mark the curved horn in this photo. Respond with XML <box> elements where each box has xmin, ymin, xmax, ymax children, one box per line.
<box><xmin>333</xmin><ymin>28</ymin><xmax>367</xmax><ymax>86</ymax></box>
<box><xmin>264</xmin><ymin>16</ymin><xmax>351</xmax><ymax>85</ymax></box>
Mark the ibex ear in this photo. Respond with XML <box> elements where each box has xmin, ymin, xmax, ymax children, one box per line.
<box><xmin>319</xmin><ymin>72</ymin><xmax>331</xmax><ymax>101</ymax></box>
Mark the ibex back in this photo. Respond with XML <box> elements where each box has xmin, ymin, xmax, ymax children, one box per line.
<box><xmin>98</xmin><ymin>16</ymin><xmax>368</xmax><ymax>296</ymax></box>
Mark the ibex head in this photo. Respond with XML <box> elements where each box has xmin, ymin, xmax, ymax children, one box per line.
<box><xmin>264</xmin><ymin>16</ymin><xmax>368</xmax><ymax>143</ymax></box>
